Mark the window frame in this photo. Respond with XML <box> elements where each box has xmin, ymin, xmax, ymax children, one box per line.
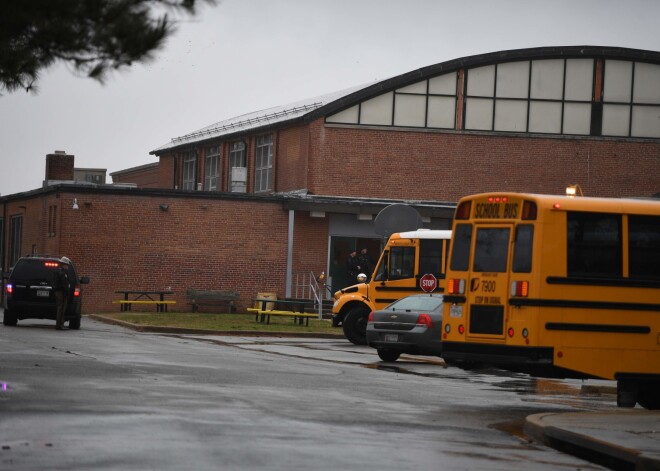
<box><xmin>182</xmin><ymin>151</ymin><xmax>197</xmax><ymax>190</ymax></box>
<box><xmin>205</xmin><ymin>146</ymin><xmax>221</xmax><ymax>191</ymax></box>
<box><xmin>255</xmin><ymin>134</ymin><xmax>273</xmax><ymax>193</ymax></box>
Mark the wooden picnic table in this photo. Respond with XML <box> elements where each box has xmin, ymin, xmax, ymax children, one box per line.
<box><xmin>113</xmin><ymin>290</ymin><xmax>176</xmax><ymax>312</ymax></box>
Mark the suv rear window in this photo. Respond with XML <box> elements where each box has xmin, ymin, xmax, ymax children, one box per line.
<box><xmin>10</xmin><ymin>259</ymin><xmax>74</xmax><ymax>284</ymax></box>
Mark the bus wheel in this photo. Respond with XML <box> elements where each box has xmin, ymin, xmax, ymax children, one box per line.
<box><xmin>616</xmin><ymin>379</ymin><xmax>638</xmax><ymax>408</ymax></box>
<box><xmin>637</xmin><ymin>381</ymin><xmax>660</xmax><ymax>410</ymax></box>
<box><xmin>343</xmin><ymin>306</ymin><xmax>369</xmax><ymax>345</ymax></box>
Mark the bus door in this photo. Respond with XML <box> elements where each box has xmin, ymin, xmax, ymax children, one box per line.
<box><xmin>465</xmin><ymin>224</ymin><xmax>513</xmax><ymax>340</ymax></box>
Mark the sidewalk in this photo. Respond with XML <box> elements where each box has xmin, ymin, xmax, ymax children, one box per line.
<box><xmin>525</xmin><ymin>410</ymin><xmax>660</xmax><ymax>470</ymax></box>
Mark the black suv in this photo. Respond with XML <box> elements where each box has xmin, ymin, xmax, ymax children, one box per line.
<box><xmin>3</xmin><ymin>256</ymin><xmax>90</xmax><ymax>329</ymax></box>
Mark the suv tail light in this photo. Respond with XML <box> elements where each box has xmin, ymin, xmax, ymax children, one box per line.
<box><xmin>5</xmin><ymin>284</ymin><xmax>13</xmax><ymax>295</ymax></box>
<box><xmin>367</xmin><ymin>311</ymin><xmax>374</xmax><ymax>324</ymax></box>
<box><xmin>73</xmin><ymin>285</ymin><xmax>81</xmax><ymax>297</ymax></box>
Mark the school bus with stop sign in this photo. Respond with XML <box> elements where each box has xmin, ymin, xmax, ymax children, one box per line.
<box><xmin>332</xmin><ymin>229</ymin><xmax>451</xmax><ymax>345</ymax></box>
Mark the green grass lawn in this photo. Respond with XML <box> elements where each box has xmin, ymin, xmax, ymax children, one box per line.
<box><xmin>96</xmin><ymin>311</ymin><xmax>341</xmax><ymax>334</ymax></box>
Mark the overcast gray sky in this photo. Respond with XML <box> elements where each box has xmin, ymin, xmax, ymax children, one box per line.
<box><xmin>1</xmin><ymin>0</ymin><xmax>659</xmax><ymax>196</ymax></box>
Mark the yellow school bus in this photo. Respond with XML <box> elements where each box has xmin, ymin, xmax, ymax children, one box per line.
<box><xmin>441</xmin><ymin>193</ymin><xmax>660</xmax><ymax>409</ymax></box>
<box><xmin>333</xmin><ymin>229</ymin><xmax>451</xmax><ymax>345</ymax></box>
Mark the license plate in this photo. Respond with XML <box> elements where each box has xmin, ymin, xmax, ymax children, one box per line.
<box><xmin>450</xmin><ymin>305</ymin><xmax>463</xmax><ymax>318</ymax></box>
<box><xmin>37</xmin><ymin>290</ymin><xmax>49</xmax><ymax>297</ymax></box>
<box><xmin>384</xmin><ymin>334</ymin><xmax>399</xmax><ymax>342</ymax></box>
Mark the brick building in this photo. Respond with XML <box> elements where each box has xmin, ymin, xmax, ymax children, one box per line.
<box><xmin>2</xmin><ymin>46</ymin><xmax>659</xmax><ymax>314</ymax></box>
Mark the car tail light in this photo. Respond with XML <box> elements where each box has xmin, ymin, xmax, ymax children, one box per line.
<box><xmin>73</xmin><ymin>285</ymin><xmax>81</xmax><ymax>297</ymax></box>
<box><xmin>447</xmin><ymin>278</ymin><xmax>465</xmax><ymax>295</ymax></box>
<box><xmin>367</xmin><ymin>311</ymin><xmax>374</xmax><ymax>324</ymax></box>
<box><xmin>5</xmin><ymin>284</ymin><xmax>13</xmax><ymax>295</ymax></box>
<box><xmin>416</xmin><ymin>313</ymin><xmax>433</xmax><ymax>328</ymax></box>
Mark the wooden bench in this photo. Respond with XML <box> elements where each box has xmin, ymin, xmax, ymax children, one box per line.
<box><xmin>187</xmin><ymin>289</ymin><xmax>239</xmax><ymax>313</ymax></box>
<box><xmin>246</xmin><ymin>308</ymin><xmax>318</xmax><ymax>326</ymax></box>
<box><xmin>112</xmin><ymin>300</ymin><xmax>176</xmax><ymax>312</ymax></box>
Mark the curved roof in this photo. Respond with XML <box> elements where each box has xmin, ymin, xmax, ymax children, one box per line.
<box><xmin>151</xmin><ymin>45</ymin><xmax>660</xmax><ymax>155</ymax></box>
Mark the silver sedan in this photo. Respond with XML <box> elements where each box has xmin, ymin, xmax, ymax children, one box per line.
<box><xmin>366</xmin><ymin>293</ymin><xmax>444</xmax><ymax>362</ymax></box>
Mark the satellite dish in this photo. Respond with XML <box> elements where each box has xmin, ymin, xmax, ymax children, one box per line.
<box><xmin>373</xmin><ymin>204</ymin><xmax>423</xmax><ymax>237</ymax></box>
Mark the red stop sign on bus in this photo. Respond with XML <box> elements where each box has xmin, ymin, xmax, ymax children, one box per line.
<box><xmin>420</xmin><ymin>273</ymin><xmax>437</xmax><ymax>293</ymax></box>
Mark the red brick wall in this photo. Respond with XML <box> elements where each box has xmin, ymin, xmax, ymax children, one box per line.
<box><xmin>158</xmin><ymin>155</ymin><xmax>176</xmax><ymax>188</ymax></box>
<box><xmin>112</xmin><ymin>164</ymin><xmax>160</xmax><ymax>188</ymax></box>
<box><xmin>276</xmin><ymin>126</ymin><xmax>309</xmax><ymax>192</ymax></box>
<box><xmin>308</xmin><ymin>119</ymin><xmax>660</xmax><ymax>200</ymax></box>
<box><xmin>44</xmin><ymin>192</ymin><xmax>303</xmax><ymax>313</ymax></box>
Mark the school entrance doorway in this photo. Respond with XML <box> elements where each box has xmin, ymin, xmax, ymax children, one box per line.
<box><xmin>329</xmin><ymin>236</ymin><xmax>382</xmax><ymax>291</ymax></box>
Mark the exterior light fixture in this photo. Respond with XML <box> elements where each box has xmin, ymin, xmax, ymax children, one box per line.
<box><xmin>565</xmin><ymin>184</ymin><xmax>583</xmax><ymax>197</ymax></box>
<box><xmin>159</xmin><ymin>204</ymin><xmax>169</xmax><ymax>211</ymax></box>
<box><xmin>72</xmin><ymin>198</ymin><xmax>79</xmax><ymax>210</ymax></box>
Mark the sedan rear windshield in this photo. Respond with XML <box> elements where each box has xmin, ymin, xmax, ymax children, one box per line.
<box><xmin>387</xmin><ymin>296</ymin><xmax>444</xmax><ymax>311</ymax></box>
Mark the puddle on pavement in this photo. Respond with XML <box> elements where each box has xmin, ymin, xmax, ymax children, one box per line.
<box><xmin>490</xmin><ymin>419</ymin><xmax>530</xmax><ymax>442</ymax></box>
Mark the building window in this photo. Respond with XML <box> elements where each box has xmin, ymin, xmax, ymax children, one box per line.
<box><xmin>48</xmin><ymin>205</ymin><xmax>57</xmax><ymax>237</ymax></box>
<box><xmin>465</xmin><ymin>59</ymin><xmax>594</xmax><ymax>136</ymax></box>
<box><xmin>602</xmin><ymin>60</ymin><xmax>660</xmax><ymax>138</ymax></box>
<box><xmin>182</xmin><ymin>151</ymin><xmax>197</xmax><ymax>190</ymax></box>
<box><xmin>326</xmin><ymin>72</ymin><xmax>457</xmax><ymax>130</ymax></box>
<box><xmin>228</xmin><ymin>141</ymin><xmax>247</xmax><ymax>192</ymax></box>
<box><xmin>9</xmin><ymin>215</ymin><xmax>22</xmax><ymax>266</ymax></box>
<box><xmin>255</xmin><ymin>135</ymin><xmax>273</xmax><ymax>192</ymax></box>
<box><xmin>205</xmin><ymin>146</ymin><xmax>220</xmax><ymax>191</ymax></box>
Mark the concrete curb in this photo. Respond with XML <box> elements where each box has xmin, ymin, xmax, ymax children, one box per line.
<box><xmin>87</xmin><ymin>314</ymin><xmax>345</xmax><ymax>339</ymax></box>
<box><xmin>525</xmin><ymin>411</ymin><xmax>660</xmax><ymax>470</ymax></box>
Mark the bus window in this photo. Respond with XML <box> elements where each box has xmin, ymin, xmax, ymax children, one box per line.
<box><xmin>450</xmin><ymin>224</ymin><xmax>472</xmax><ymax>271</ymax></box>
<box><xmin>512</xmin><ymin>225</ymin><xmax>534</xmax><ymax>273</ymax></box>
<box><xmin>567</xmin><ymin>212</ymin><xmax>622</xmax><ymax>278</ymax></box>
<box><xmin>629</xmin><ymin>215</ymin><xmax>660</xmax><ymax>280</ymax></box>
<box><xmin>389</xmin><ymin>246</ymin><xmax>415</xmax><ymax>280</ymax></box>
<box><xmin>473</xmin><ymin>228</ymin><xmax>510</xmax><ymax>272</ymax></box>
<box><xmin>373</xmin><ymin>251</ymin><xmax>388</xmax><ymax>281</ymax></box>
<box><xmin>419</xmin><ymin>239</ymin><xmax>445</xmax><ymax>277</ymax></box>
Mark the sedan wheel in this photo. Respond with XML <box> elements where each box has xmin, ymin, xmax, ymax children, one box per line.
<box><xmin>377</xmin><ymin>349</ymin><xmax>400</xmax><ymax>362</ymax></box>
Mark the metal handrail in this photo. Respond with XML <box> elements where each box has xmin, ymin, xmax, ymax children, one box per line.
<box><xmin>294</xmin><ymin>271</ymin><xmax>326</xmax><ymax>319</ymax></box>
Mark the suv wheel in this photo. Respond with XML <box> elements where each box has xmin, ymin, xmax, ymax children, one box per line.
<box><xmin>68</xmin><ymin>317</ymin><xmax>81</xmax><ymax>330</ymax></box>
<box><xmin>3</xmin><ymin>310</ymin><xmax>18</xmax><ymax>326</ymax></box>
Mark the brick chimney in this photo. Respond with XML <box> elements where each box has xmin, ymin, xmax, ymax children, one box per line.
<box><xmin>45</xmin><ymin>150</ymin><xmax>74</xmax><ymax>182</ymax></box>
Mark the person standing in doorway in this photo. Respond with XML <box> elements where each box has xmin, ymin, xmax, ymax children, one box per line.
<box><xmin>357</xmin><ymin>248</ymin><xmax>373</xmax><ymax>281</ymax></box>
<box><xmin>54</xmin><ymin>266</ymin><xmax>70</xmax><ymax>330</ymax></box>
<box><xmin>346</xmin><ymin>250</ymin><xmax>361</xmax><ymax>285</ymax></box>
